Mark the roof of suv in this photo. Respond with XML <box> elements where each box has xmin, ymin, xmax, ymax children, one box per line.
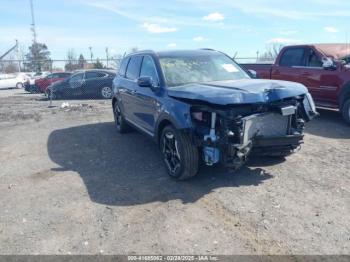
<box><xmin>127</xmin><ymin>49</ymin><xmax>221</xmax><ymax>58</ymax></box>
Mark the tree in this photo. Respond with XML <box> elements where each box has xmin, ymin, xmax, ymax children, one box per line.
<box><xmin>78</xmin><ymin>54</ymin><xmax>86</xmax><ymax>69</ymax></box>
<box><xmin>24</xmin><ymin>42</ymin><xmax>51</xmax><ymax>72</ymax></box>
<box><xmin>258</xmin><ymin>43</ymin><xmax>284</xmax><ymax>62</ymax></box>
<box><xmin>65</xmin><ymin>49</ymin><xmax>79</xmax><ymax>71</ymax></box>
<box><xmin>93</xmin><ymin>58</ymin><xmax>104</xmax><ymax>69</ymax></box>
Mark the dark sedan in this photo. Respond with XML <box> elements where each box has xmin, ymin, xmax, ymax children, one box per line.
<box><xmin>47</xmin><ymin>69</ymin><xmax>116</xmax><ymax>99</ymax></box>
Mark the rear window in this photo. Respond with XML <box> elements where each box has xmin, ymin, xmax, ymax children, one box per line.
<box><xmin>279</xmin><ymin>48</ymin><xmax>306</xmax><ymax>67</ymax></box>
<box><xmin>118</xmin><ymin>57</ymin><xmax>129</xmax><ymax>77</ymax></box>
<box><xmin>126</xmin><ymin>56</ymin><xmax>143</xmax><ymax>80</ymax></box>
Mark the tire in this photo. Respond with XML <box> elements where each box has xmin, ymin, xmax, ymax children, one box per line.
<box><xmin>101</xmin><ymin>86</ymin><xmax>113</xmax><ymax>99</ymax></box>
<box><xmin>16</xmin><ymin>82</ymin><xmax>23</xmax><ymax>89</ymax></box>
<box><xmin>160</xmin><ymin>125</ymin><xmax>199</xmax><ymax>180</ymax></box>
<box><xmin>341</xmin><ymin>98</ymin><xmax>350</xmax><ymax>124</ymax></box>
<box><xmin>113</xmin><ymin>101</ymin><xmax>131</xmax><ymax>133</ymax></box>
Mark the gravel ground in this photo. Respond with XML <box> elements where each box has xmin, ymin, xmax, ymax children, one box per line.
<box><xmin>0</xmin><ymin>89</ymin><xmax>349</xmax><ymax>255</ymax></box>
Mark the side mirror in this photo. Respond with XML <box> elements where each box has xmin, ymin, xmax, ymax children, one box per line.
<box><xmin>137</xmin><ymin>76</ymin><xmax>153</xmax><ymax>87</ymax></box>
<box><xmin>248</xmin><ymin>69</ymin><xmax>258</xmax><ymax>79</ymax></box>
<box><xmin>137</xmin><ymin>76</ymin><xmax>160</xmax><ymax>92</ymax></box>
<box><xmin>322</xmin><ymin>57</ymin><xmax>336</xmax><ymax>70</ymax></box>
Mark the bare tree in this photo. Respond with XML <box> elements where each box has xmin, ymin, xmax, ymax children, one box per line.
<box><xmin>65</xmin><ymin>49</ymin><xmax>79</xmax><ymax>71</ymax></box>
<box><xmin>258</xmin><ymin>43</ymin><xmax>284</xmax><ymax>63</ymax></box>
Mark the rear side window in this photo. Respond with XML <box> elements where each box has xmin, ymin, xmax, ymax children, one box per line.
<box><xmin>126</xmin><ymin>56</ymin><xmax>143</xmax><ymax>80</ymax></box>
<box><xmin>85</xmin><ymin>72</ymin><xmax>107</xmax><ymax>79</ymax></box>
<box><xmin>118</xmin><ymin>57</ymin><xmax>129</xmax><ymax>77</ymax></box>
<box><xmin>57</xmin><ymin>73</ymin><xmax>70</xmax><ymax>78</ymax></box>
<box><xmin>279</xmin><ymin>48</ymin><xmax>306</xmax><ymax>67</ymax></box>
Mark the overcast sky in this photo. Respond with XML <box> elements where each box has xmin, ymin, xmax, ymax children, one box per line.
<box><xmin>0</xmin><ymin>0</ymin><xmax>350</xmax><ymax>60</ymax></box>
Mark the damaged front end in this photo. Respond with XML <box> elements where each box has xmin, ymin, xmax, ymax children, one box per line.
<box><xmin>190</xmin><ymin>93</ymin><xmax>318</xmax><ymax>169</ymax></box>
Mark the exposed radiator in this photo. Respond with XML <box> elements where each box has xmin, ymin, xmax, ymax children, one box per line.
<box><xmin>242</xmin><ymin>113</ymin><xmax>289</xmax><ymax>145</ymax></box>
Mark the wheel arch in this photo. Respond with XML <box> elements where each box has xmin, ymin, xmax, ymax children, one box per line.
<box><xmin>156</xmin><ymin>117</ymin><xmax>176</xmax><ymax>145</ymax></box>
<box><xmin>339</xmin><ymin>81</ymin><xmax>350</xmax><ymax>109</ymax></box>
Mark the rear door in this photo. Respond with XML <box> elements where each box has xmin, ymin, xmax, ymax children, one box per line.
<box><xmin>84</xmin><ymin>71</ymin><xmax>109</xmax><ymax>97</ymax></box>
<box><xmin>272</xmin><ymin>47</ymin><xmax>308</xmax><ymax>87</ymax></box>
<box><xmin>120</xmin><ymin>55</ymin><xmax>143</xmax><ymax>123</ymax></box>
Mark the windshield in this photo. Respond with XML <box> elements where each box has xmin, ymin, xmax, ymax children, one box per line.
<box><xmin>159</xmin><ymin>53</ymin><xmax>249</xmax><ymax>87</ymax></box>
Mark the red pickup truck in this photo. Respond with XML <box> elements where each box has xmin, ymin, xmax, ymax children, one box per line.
<box><xmin>241</xmin><ymin>44</ymin><xmax>350</xmax><ymax>123</ymax></box>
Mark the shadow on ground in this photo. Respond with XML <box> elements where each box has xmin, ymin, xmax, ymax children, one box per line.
<box><xmin>305</xmin><ymin>109</ymin><xmax>350</xmax><ymax>139</ymax></box>
<box><xmin>47</xmin><ymin>122</ymin><xmax>274</xmax><ymax>206</ymax></box>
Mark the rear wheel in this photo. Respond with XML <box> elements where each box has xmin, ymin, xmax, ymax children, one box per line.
<box><xmin>16</xmin><ymin>82</ymin><xmax>23</xmax><ymax>89</ymax></box>
<box><xmin>113</xmin><ymin>102</ymin><xmax>131</xmax><ymax>133</ymax></box>
<box><xmin>341</xmin><ymin>98</ymin><xmax>350</xmax><ymax>124</ymax></box>
<box><xmin>160</xmin><ymin>125</ymin><xmax>199</xmax><ymax>180</ymax></box>
<box><xmin>101</xmin><ymin>86</ymin><xmax>113</xmax><ymax>99</ymax></box>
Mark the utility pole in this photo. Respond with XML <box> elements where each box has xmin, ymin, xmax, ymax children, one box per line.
<box><xmin>105</xmin><ymin>47</ymin><xmax>109</xmax><ymax>68</ymax></box>
<box><xmin>29</xmin><ymin>0</ymin><xmax>39</xmax><ymax>72</ymax></box>
<box><xmin>89</xmin><ymin>47</ymin><xmax>93</xmax><ymax>63</ymax></box>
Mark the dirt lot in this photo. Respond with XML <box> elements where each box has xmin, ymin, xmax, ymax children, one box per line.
<box><xmin>0</xmin><ymin>89</ymin><xmax>349</xmax><ymax>255</ymax></box>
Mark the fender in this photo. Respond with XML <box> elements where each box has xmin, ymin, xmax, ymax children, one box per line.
<box><xmin>338</xmin><ymin>81</ymin><xmax>350</xmax><ymax>108</ymax></box>
<box><xmin>155</xmin><ymin>99</ymin><xmax>193</xmax><ymax>143</ymax></box>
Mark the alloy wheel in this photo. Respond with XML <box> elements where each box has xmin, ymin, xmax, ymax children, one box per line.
<box><xmin>114</xmin><ymin>104</ymin><xmax>122</xmax><ymax>130</ymax></box>
<box><xmin>162</xmin><ymin>131</ymin><xmax>181</xmax><ymax>175</ymax></box>
<box><xmin>101</xmin><ymin>87</ymin><xmax>112</xmax><ymax>98</ymax></box>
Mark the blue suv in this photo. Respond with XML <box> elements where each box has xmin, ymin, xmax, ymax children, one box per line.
<box><xmin>112</xmin><ymin>49</ymin><xmax>317</xmax><ymax>180</ymax></box>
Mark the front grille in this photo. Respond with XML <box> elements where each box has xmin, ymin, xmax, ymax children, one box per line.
<box><xmin>241</xmin><ymin>113</ymin><xmax>289</xmax><ymax>145</ymax></box>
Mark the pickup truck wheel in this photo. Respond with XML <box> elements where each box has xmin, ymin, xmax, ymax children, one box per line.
<box><xmin>341</xmin><ymin>98</ymin><xmax>350</xmax><ymax>124</ymax></box>
<box><xmin>161</xmin><ymin>125</ymin><xmax>199</xmax><ymax>180</ymax></box>
<box><xmin>113</xmin><ymin>102</ymin><xmax>131</xmax><ymax>133</ymax></box>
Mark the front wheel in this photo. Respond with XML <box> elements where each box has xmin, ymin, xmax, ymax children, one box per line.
<box><xmin>16</xmin><ymin>82</ymin><xmax>23</xmax><ymax>89</ymax></box>
<box><xmin>341</xmin><ymin>98</ymin><xmax>350</xmax><ymax>124</ymax></box>
<box><xmin>160</xmin><ymin>125</ymin><xmax>199</xmax><ymax>180</ymax></box>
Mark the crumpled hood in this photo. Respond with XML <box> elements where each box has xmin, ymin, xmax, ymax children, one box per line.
<box><xmin>167</xmin><ymin>79</ymin><xmax>308</xmax><ymax>105</ymax></box>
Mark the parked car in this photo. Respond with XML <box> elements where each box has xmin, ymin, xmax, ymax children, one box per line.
<box><xmin>111</xmin><ymin>49</ymin><xmax>317</xmax><ymax>180</ymax></box>
<box><xmin>35</xmin><ymin>72</ymin><xmax>71</xmax><ymax>93</ymax></box>
<box><xmin>46</xmin><ymin>69</ymin><xmax>116</xmax><ymax>99</ymax></box>
<box><xmin>24</xmin><ymin>71</ymin><xmax>51</xmax><ymax>93</ymax></box>
<box><xmin>241</xmin><ymin>44</ymin><xmax>350</xmax><ymax>123</ymax></box>
<box><xmin>0</xmin><ymin>73</ymin><xmax>29</xmax><ymax>89</ymax></box>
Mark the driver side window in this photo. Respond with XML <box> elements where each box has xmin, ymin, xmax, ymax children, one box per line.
<box><xmin>307</xmin><ymin>49</ymin><xmax>323</xmax><ymax>67</ymax></box>
<box><xmin>69</xmin><ymin>73</ymin><xmax>84</xmax><ymax>88</ymax></box>
<box><xmin>140</xmin><ymin>56</ymin><xmax>159</xmax><ymax>86</ymax></box>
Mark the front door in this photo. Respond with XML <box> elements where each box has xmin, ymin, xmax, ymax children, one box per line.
<box><xmin>133</xmin><ymin>55</ymin><xmax>160</xmax><ymax>134</ymax></box>
<box><xmin>68</xmin><ymin>72</ymin><xmax>84</xmax><ymax>97</ymax></box>
<box><xmin>301</xmin><ymin>48</ymin><xmax>340</xmax><ymax>107</ymax></box>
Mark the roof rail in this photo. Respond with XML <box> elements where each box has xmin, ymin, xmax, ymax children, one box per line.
<box><xmin>199</xmin><ymin>48</ymin><xmax>216</xmax><ymax>51</ymax></box>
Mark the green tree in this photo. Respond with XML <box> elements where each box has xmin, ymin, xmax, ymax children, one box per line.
<box><xmin>93</xmin><ymin>58</ymin><xmax>104</xmax><ymax>69</ymax></box>
<box><xmin>24</xmin><ymin>42</ymin><xmax>51</xmax><ymax>72</ymax></box>
<box><xmin>78</xmin><ymin>54</ymin><xmax>86</xmax><ymax>69</ymax></box>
